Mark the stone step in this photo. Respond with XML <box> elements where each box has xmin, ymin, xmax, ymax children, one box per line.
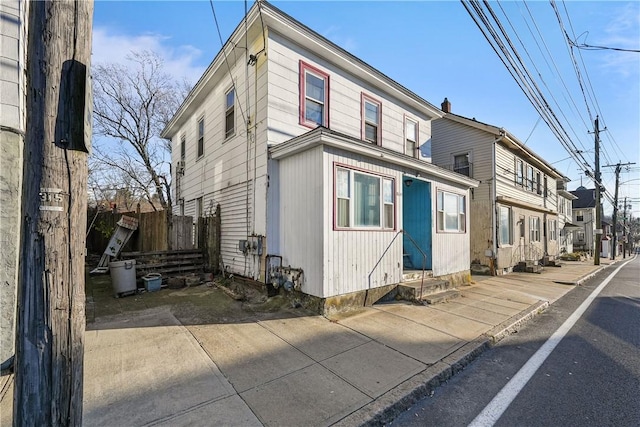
<box><xmin>422</xmin><ymin>289</ymin><xmax>461</xmax><ymax>305</ymax></box>
<box><xmin>397</xmin><ymin>279</ymin><xmax>451</xmax><ymax>301</ymax></box>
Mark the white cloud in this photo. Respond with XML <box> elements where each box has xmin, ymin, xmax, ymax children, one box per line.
<box><xmin>321</xmin><ymin>25</ymin><xmax>358</xmax><ymax>54</ymax></box>
<box><xmin>597</xmin><ymin>3</ymin><xmax>640</xmax><ymax>77</ymax></box>
<box><xmin>91</xmin><ymin>26</ymin><xmax>206</xmax><ymax>85</ymax></box>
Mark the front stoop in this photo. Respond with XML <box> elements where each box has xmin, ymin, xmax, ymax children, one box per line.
<box><xmin>397</xmin><ymin>278</ymin><xmax>460</xmax><ymax>305</ymax></box>
<box><xmin>514</xmin><ymin>261</ymin><xmax>542</xmax><ymax>274</ymax></box>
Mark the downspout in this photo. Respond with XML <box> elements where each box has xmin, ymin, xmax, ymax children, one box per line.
<box><xmin>492</xmin><ymin>130</ymin><xmax>505</xmax><ymax>275</ymax></box>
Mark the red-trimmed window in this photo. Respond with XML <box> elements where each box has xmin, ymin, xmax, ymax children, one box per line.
<box><xmin>299</xmin><ymin>61</ymin><xmax>329</xmax><ymax>127</ymax></box>
<box><xmin>436</xmin><ymin>190</ymin><xmax>466</xmax><ymax>233</ymax></box>
<box><xmin>404</xmin><ymin>116</ymin><xmax>418</xmax><ymax>157</ymax></box>
<box><xmin>335</xmin><ymin>165</ymin><xmax>394</xmax><ymax>230</ymax></box>
<box><xmin>361</xmin><ymin>93</ymin><xmax>381</xmax><ymax>144</ymax></box>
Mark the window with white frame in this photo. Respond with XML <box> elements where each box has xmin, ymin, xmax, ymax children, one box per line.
<box><xmin>197</xmin><ymin>116</ymin><xmax>204</xmax><ymax>157</ymax></box>
<box><xmin>225</xmin><ymin>88</ymin><xmax>235</xmax><ymax>139</ymax></box>
<box><xmin>437</xmin><ymin>190</ymin><xmax>466</xmax><ymax>233</ymax></box>
<box><xmin>535</xmin><ymin>171</ymin><xmax>542</xmax><ymax>194</ymax></box>
<box><xmin>362</xmin><ymin>94</ymin><xmax>381</xmax><ymax>144</ymax></box>
<box><xmin>300</xmin><ymin>61</ymin><xmax>329</xmax><ymax>127</ymax></box>
<box><xmin>530</xmin><ymin>216</ymin><xmax>540</xmax><ymax>242</ymax></box>
<box><xmin>335</xmin><ymin>166</ymin><xmax>394</xmax><ymax>229</ymax></box>
<box><xmin>498</xmin><ymin>206</ymin><xmax>512</xmax><ymax>245</ymax></box>
<box><xmin>576</xmin><ymin>210</ymin><xmax>584</xmax><ymax>222</ymax></box>
<box><xmin>180</xmin><ymin>134</ymin><xmax>186</xmax><ymax>161</ymax></box>
<box><xmin>405</xmin><ymin>117</ymin><xmax>418</xmax><ymax>157</ymax></box>
<box><xmin>549</xmin><ymin>219</ymin><xmax>557</xmax><ymax>240</ymax></box>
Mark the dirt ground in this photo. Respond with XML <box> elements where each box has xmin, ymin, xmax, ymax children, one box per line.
<box><xmin>86</xmin><ymin>269</ymin><xmax>313</xmax><ymax>328</ymax></box>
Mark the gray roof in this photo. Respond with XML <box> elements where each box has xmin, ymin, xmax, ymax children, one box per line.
<box><xmin>570</xmin><ymin>186</ymin><xmax>596</xmax><ymax>209</ymax></box>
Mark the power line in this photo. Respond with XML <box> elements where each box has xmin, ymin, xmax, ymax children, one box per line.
<box><xmin>208</xmin><ymin>0</ymin><xmax>248</xmax><ymax>130</ymax></box>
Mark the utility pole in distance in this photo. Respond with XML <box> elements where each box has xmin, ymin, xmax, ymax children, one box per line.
<box><xmin>14</xmin><ymin>1</ymin><xmax>93</xmax><ymax>426</ymax></box>
<box><xmin>603</xmin><ymin>161</ymin><xmax>636</xmax><ymax>260</ymax></box>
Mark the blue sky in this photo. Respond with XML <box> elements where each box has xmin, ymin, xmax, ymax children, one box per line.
<box><xmin>92</xmin><ymin>0</ymin><xmax>640</xmax><ymax>215</ymax></box>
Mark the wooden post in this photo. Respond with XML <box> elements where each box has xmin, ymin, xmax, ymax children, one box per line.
<box><xmin>14</xmin><ymin>1</ymin><xmax>93</xmax><ymax>425</ymax></box>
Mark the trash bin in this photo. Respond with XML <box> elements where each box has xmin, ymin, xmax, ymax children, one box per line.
<box><xmin>109</xmin><ymin>259</ymin><xmax>137</xmax><ymax>297</ymax></box>
<box><xmin>142</xmin><ymin>273</ymin><xmax>162</xmax><ymax>292</ymax></box>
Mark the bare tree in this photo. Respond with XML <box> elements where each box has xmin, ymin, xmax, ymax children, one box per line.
<box><xmin>92</xmin><ymin>50</ymin><xmax>188</xmax><ymax>212</ymax></box>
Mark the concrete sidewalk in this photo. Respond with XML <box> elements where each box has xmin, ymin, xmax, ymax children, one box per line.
<box><xmin>0</xmin><ymin>257</ymin><xmax>628</xmax><ymax>426</ymax></box>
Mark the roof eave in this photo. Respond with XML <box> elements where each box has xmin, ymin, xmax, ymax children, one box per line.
<box><xmin>270</xmin><ymin>128</ymin><xmax>479</xmax><ymax>188</ymax></box>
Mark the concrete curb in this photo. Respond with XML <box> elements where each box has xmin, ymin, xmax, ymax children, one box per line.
<box><xmin>553</xmin><ymin>265</ymin><xmax>606</xmax><ymax>286</ymax></box>
<box><xmin>334</xmin><ymin>301</ymin><xmax>551</xmax><ymax>426</ymax></box>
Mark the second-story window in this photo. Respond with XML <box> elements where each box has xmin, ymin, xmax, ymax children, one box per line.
<box><xmin>405</xmin><ymin>117</ymin><xmax>418</xmax><ymax>157</ymax></box>
<box><xmin>526</xmin><ymin>166</ymin><xmax>534</xmax><ymax>192</ymax></box>
<box><xmin>225</xmin><ymin>88</ymin><xmax>235</xmax><ymax>139</ymax></box>
<box><xmin>515</xmin><ymin>159</ymin><xmax>524</xmax><ymax>186</ymax></box>
<box><xmin>454</xmin><ymin>153</ymin><xmax>471</xmax><ymax>177</ymax></box>
<box><xmin>197</xmin><ymin>117</ymin><xmax>204</xmax><ymax>158</ymax></box>
<box><xmin>300</xmin><ymin>61</ymin><xmax>329</xmax><ymax>127</ymax></box>
<box><xmin>180</xmin><ymin>134</ymin><xmax>186</xmax><ymax>162</ymax></box>
<box><xmin>362</xmin><ymin>94</ymin><xmax>381</xmax><ymax>145</ymax></box>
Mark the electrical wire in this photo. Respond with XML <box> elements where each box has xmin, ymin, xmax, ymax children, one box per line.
<box><xmin>460</xmin><ymin>0</ymin><xmax>615</xmax><ymax>206</ymax></box>
<box><xmin>209</xmin><ymin>0</ymin><xmax>248</xmax><ymax>130</ymax></box>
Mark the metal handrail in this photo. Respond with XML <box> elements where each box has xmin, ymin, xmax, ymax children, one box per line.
<box><xmin>366</xmin><ymin>229</ymin><xmax>428</xmax><ymax>304</ymax></box>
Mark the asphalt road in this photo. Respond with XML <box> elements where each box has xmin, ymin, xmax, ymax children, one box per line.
<box><xmin>389</xmin><ymin>256</ymin><xmax>640</xmax><ymax>427</ymax></box>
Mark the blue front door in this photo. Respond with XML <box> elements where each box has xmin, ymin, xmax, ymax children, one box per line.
<box><xmin>402</xmin><ymin>177</ymin><xmax>432</xmax><ymax>270</ymax></box>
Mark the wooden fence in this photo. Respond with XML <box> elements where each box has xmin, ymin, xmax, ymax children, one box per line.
<box><xmin>87</xmin><ymin>206</ymin><xmax>221</xmax><ymax>273</ymax></box>
<box><xmin>197</xmin><ymin>206</ymin><xmax>221</xmax><ymax>274</ymax></box>
<box><xmin>86</xmin><ymin>210</ymin><xmax>194</xmax><ymax>254</ymax></box>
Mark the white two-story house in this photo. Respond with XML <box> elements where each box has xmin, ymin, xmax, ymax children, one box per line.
<box><xmin>161</xmin><ymin>1</ymin><xmax>478</xmax><ymax>312</ymax></box>
<box><xmin>431</xmin><ymin>99</ymin><xmax>564</xmax><ymax>274</ymax></box>
<box><xmin>570</xmin><ymin>186</ymin><xmax>599</xmax><ymax>255</ymax></box>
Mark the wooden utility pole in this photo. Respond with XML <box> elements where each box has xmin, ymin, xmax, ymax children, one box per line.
<box><xmin>14</xmin><ymin>1</ymin><xmax>93</xmax><ymax>426</ymax></box>
<box><xmin>594</xmin><ymin>116</ymin><xmax>602</xmax><ymax>265</ymax></box>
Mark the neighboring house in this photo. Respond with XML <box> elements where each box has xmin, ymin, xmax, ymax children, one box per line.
<box><xmin>0</xmin><ymin>0</ymin><xmax>28</xmax><ymax>369</ymax></box>
<box><xmin>161</xmin><ymin>1</ymin><xmax>478</xmax><ymax>312</ymax></box>
<box><xmin>557</xmin><ymin>179</ymin><xmax>579</xmax><ymax>254</ymax></box>
<box><xmin>570</xmin><ymin>186</ymin><xmax>597</xmax><ymax>254</ymax></box>
<box><xmin>431</xmin><ymin>99</ymin><xmax>564</xmax><ymax>274</ymax></box>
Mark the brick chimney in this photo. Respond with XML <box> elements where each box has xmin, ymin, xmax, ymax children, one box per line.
<box><xmin>441</xmin><ymin>97</ymin><xmax>451</xmax><ymax>113</ymax></box>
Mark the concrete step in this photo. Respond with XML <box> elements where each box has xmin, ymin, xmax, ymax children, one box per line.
<box><xmin>422</xmin><ymin>289</ymin><xmax>461</xmax><ymax>305</ymax></box>
<box><xmin>397</xmin><ymin>279</ymin><xmax>451</xmax><ymax>301</ymax></box>
<box><xmin>402</xmin><ymin>270</ymin><xmax>433</xmax><ymax>281</ymax></box>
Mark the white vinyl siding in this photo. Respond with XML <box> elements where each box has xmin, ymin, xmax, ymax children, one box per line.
<box><xmin>267</xmin><ymin>32</ymin><xmax>431</xmax><ymax>154</ymax></box>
